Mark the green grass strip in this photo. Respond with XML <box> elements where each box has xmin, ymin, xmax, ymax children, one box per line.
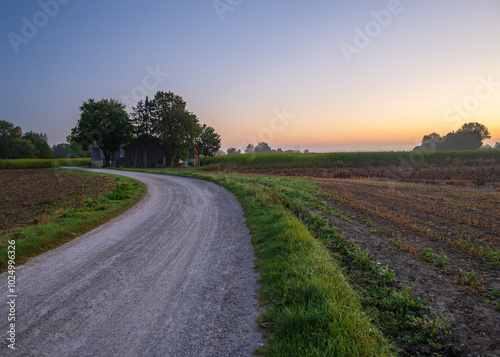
<box><xmin>0</xmin><ymin>170</ymin><xmax>145</xmax><ymax>271</ymax></box>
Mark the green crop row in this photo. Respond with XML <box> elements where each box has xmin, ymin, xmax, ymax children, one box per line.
<box><xmin>204</xmin><ymin>150</ymin><xmax>499</xmax><ymax>169</ymax></box>
<box><xmin>0</xmin><ymin>158</ymin><xmax>91</xmax><ymax>169</ymax></box>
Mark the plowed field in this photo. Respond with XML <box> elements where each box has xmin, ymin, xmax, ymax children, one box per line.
<box><xmin>0</xmin><ymin>169</ymin><xmax>116</xmax><ymax>233</ymax></box>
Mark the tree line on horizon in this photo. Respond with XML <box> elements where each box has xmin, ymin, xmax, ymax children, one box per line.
<box><xmin>1</xmin><ymin>117</ymin><xmax>497</xmax><ymax>161</ymax></box>
<box><xmin>225</xmin><ymin>142</ymin><xmax>309</xmax><ymax>155</ymax></box>
<box><xmin>413</xmin><ymin>122</ymin><xmax>497</xmax><ymax>152</ymax></box>
<box><xmin>0</xmin><ymin>120</ymin><xmax>54</xmax><ymax>159</ymax></box>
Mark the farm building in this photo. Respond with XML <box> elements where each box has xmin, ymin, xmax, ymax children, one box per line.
<box><xmin>124</xmin><ymin>135</ymin><xmax>167</xmax><ymax>168</ymax></box>
<box><xmin>90</xmin><ymin>137</ymin><xmax>199</xmax><ymax>168</ymax></box>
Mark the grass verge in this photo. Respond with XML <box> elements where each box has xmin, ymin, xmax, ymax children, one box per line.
<box><xmin>0</xmin><ymin>170</ymin><xmax>145</xmax><ymax>271</ymax></box>
<box><xmin>116</xmin><ymin>168</ymin><xmax>396</xmax><ymax>356</ymax></box>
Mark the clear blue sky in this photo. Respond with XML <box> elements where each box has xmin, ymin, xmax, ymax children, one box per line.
<box><xmin>1</xmin><ymin>0</ymin><xmax>499</xmax><ymax>152</ymax></box>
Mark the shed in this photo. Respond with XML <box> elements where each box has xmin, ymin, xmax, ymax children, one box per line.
<box><xmin>124</xmin><ymin>135</ymin><xmax>167</xmax><ymax>168</ymax></box>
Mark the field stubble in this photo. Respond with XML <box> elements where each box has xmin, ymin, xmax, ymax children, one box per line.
<box><xmin>311</xmin><ymin>175</ymin><xmax>500</xmax><ymax>355</ymax></box>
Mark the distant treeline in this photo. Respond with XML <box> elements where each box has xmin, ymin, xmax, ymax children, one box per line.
<box><xmin>0</xmin><ymin>120</ymin><xmax>89</xmax><ymax>159</ymax></box>
<box><xmin>413</xmin><ymin>122</ymin><xmax>497</xmax><ymax>152</ymax></box>
<box><xmin>226</xmin><ymin>142</ymin><xmax>309</xmax><ymax>155</ymax></box>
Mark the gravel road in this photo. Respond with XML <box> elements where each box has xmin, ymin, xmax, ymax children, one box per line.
<box><xmin>0</xmin><ymin>169</ymin><xmax>264</xmax><ymax>356</ymax></box>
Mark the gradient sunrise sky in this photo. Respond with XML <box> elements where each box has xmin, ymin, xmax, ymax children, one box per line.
<box><xmin>1</xmin><ymin>0</ymin><xmax>499</xmax><ymax>152</ymax></box>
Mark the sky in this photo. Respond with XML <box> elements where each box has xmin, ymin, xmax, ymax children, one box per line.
<box><xmin>1</xmin><ymin>0</ymin><xmax>499</xmax><ymax>153</ymax></box>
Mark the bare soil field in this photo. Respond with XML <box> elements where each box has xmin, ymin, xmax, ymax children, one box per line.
<box><xmin>316</xmin><ymin>178</ymin><xmax>499</xmax><ymax>356</ymax></box>
<box><xmin>0</xmin><ymin>169</ymin><xmax>116</xmax><ymax>234</ymax></box>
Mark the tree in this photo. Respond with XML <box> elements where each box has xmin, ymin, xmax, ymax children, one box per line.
<box><xmin>227</xmin><ymin>147</ymin><xmax>241</xmax><ymax>155</ymax></box>
<box><xmin>70</xmin><ymin>99</ymin><xmax>133</xmax><ymax>167</ymax></box>
<box><xmin>244</xmin><ymin>144</ymin><xmax>254</xmax><ymax>154</ymax></box>
<box><xmin>22</xmin><ymin>131</ymin><xmax>51</xmax><ymax>158</ymax></box>
<box><xmin>441</xmin><ymin>131</ymin><xmax>482</xmax><ymax>151</ymax></box>
<box><xmin>52</xmin><ymin>143</ymin><xmax>72</xmax><ymax>158</ymax></box>
<box><xmin>131</xmin><ymin>96</ymin><xmax>157</xmax><ymax>166</ymax></box>
<box><xmin>0</xmin><ymin>120</ymin><xmax>21</xmax><ymax>138</ymax></box>
<box><xmin>457</xmin><ymin>122</ymin><xmax>491</xmax><ymax>140</ymax></box>
<box><xmin>10</xmin><ymin>138</ymin><xmax>35</xmax><ymax>158</ymax></box>
<box><xmin>254</xmin><ymin>142</ymin><xmax>272</xmax><ymax>154</ymax></box>
<box><xmin>51</xmin><ymin>141</ymin><xmax>90</xmax><ymax>158</ymax></box>
<box><xmin>0</xmin><ymin>120</ymin><xmax>35</xmax><ymax>159</ymax></box>
<box><xmin>414</xmin><ymin>123</ymin><xmax>491</xmax><ymax>151</ymax></box>
<box><xmin>414</xmin><ymin>132</ymin><xmax>443</xmax><ymax>151</ymax></box>
<box><xmin>422</xmin><ymin>132</ymin><xmax>442</xmax><ymax>144</ymax></box>
<box><xmin>131</xmin><ymin>96</ymin><xmax>156</xmax><ymax>137</ymax></box>
<box><xmin>153</xmin><ymin>91</ymin><xmax>201</xmax><ymax>167</ymax></box>
<box><xmin>197</xmin><ymin>124</ymin><xmax>221</xmax><ymax>165</ymax></box>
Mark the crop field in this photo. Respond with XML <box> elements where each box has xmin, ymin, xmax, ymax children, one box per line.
<box><xmin>0</xmin><ymin>158</ymin><xmax>91</xmax><ymax>169</ymax></box>
<box><xmin>316</xmin><ymin>177</ymin><xmax>499</xmax><ymax>355</ymax></box>
<box><xmin>207</xmin><ymin>150</ymin><xmax>500</xmax><ymax>170</ymax></box>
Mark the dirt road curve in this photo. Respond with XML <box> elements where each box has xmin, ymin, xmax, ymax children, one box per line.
<box><xmin>1</xmin><ymin>169</ymin><xmax>264</xmax><ymax>356</ymax></box>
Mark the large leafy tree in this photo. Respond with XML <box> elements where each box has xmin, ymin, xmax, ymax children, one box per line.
<box><xmin>414</xmin><ymin>122</ymin><xmax>491</xmax><ymax>152</ymax></box>
<box><xmin>153</xmin><ymin>91</ymin><xmax>201</xmax><ymax>167</ymax></box>
<box><xmin>22</xmin><ymin>131</ymin><xmax>51</xmax><ymax>158</ymax></box>
<box><xmin>197</xmin><ymin>124</ymin><xmax>221</xmax><ymax>165</ymax></box>
<box><xmin>254</xmin><ymin>142</ymin><xmax>273</xmax><ymax>154</ymax></box>
<box><xmin>70</xmin><ymin>99</ymin><xmax>133</xmax><ymax>167</ymax></box>
<box><xmin>0</xmin><ymin>120</ymin><xmax>35</xmax><ymax>159</ymax></box>
<box><xmin>441</xmin><ymin>131</ymin><xmax>482</xmax><ymax>150</ymax></box>
<box><xmin>422</xmin><ymin>132</ymin><xmax>442</xmax><ymax>145</ymax></box>
<box><xmin>457</xmin><ymin>122</ymin><xmax>491</xmax><ymax>140</ymax></box>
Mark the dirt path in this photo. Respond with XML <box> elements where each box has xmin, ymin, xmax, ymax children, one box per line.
<box><xmin>0</xmin><ymin>169</ymin><xmax>264</xmax><ymax>356</ymax></box>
